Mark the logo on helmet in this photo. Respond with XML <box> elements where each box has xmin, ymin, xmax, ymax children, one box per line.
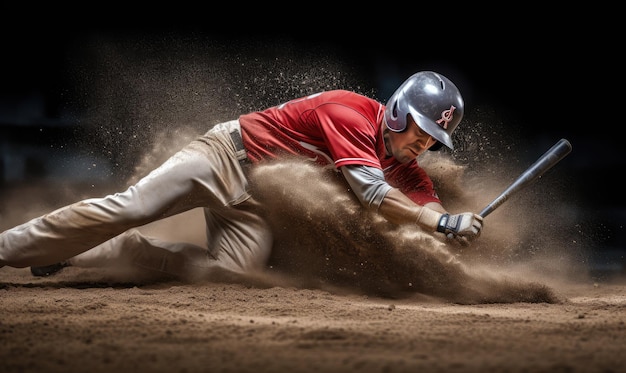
<box><xmin>435</xmin><ymin>105</ymin><xmax>457</xmax><ymax>129</ymax></box>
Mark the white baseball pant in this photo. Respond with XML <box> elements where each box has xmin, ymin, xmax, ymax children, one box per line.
<box><xmin>0</xmin><ymin>120</ymin><xmax>273</xmax><ymax>280</ymax></box>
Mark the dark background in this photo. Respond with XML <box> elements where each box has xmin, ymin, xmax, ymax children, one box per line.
<box><xmin>1</xmin><ymin>6</ymin><xmax>623</xmax><ymax>276</ymax></box>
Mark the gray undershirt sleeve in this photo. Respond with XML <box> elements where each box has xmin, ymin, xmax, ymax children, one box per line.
<box><xmin>340</xmin><ymin>165</ymin><xmax>392</xmax><ymax>211</ymax></box>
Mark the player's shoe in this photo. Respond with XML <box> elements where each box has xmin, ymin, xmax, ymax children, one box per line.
<box><xmin>30</xmin><ymin>262</ymin><xmax>69</xmax><ymax>277</ymax></box>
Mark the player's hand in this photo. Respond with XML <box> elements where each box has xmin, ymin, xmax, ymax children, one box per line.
<box><xmin>437</xmin><ymin>212</ymin><xmax>483</xmax><ymax>246</ymax></box>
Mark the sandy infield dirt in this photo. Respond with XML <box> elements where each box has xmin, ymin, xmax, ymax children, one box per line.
<box><xmin>1</xmin><ymin>267</ymin><xmax>625</xmax><ymax>373</ymax></box>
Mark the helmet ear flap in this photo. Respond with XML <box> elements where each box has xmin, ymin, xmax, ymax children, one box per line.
<box><xmin>385</xmin><ymin>100</ymin><xmax>407</xmax><ymax>132</ymax></box>
<box><xmin>392</xmin><ymin>102</ymin><xmax>407</xmax><ymax>131</ymax></box>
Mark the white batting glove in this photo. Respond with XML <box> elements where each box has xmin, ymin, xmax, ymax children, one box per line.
<box><xmin>437</xmin><ymin>212</ymin><xmax>483</xmax><ymax>245</ymax></box>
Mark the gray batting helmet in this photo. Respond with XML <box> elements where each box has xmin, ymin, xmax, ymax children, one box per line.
<box><xmin>384</xmin><ymin>71</ymin><xmax>464</xmax><ymax>150</ymax></box>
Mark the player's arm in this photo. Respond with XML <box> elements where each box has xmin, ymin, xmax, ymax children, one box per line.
<box><xmin>340</xmin><ymin>165</ymin><xmax>483</xmax><ymax>244</ymax></box>
<box><xmin>340</xmin><ymin>164</ymin><xmax>444</xmax><ymax>228</ymax></box>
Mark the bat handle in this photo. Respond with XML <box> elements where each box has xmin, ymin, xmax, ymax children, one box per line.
<box><xmin>479</xmin><ymin>205</ymin><xmax>495</xmax><ymax>218</ymax></box>
<box><xmin>479</xmin><ymin>197</ymin><xmax>506</xmax><ymax>218</ymax></box>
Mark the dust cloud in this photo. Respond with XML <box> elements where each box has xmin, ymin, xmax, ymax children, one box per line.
<box><xmin>247</xmin><ymin>157</ymin><xmax>560</xmax><ymax>304</ymax></box>
<box><xmin>0</xmin><ymin>33</ymin><xmax>590</xmax><ymax>304</ymax></box>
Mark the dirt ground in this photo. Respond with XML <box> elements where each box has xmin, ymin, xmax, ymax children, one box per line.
<box><xmin>1</xmin><ymin>266</ymin><xmax>625</xmax><ymax>373</ymax></box>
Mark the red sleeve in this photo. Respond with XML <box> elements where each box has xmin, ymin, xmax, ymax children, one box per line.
<box><xmin>304</xmin><ymin>102</ymin><xmax>382</xmax><ymax>168</ymax></box>
<box><xmin>239</xmin><ymin>90</ymin><xmax>385</xmax><ymax>169</ymax></box>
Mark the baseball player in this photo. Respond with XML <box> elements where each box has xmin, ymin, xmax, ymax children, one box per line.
<box><xmin>0</xmin><ymin>71</ymin><xmax>483</xmax><ymax>280</ymax></box>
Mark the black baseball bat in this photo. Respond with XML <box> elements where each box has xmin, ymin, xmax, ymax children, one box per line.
<box><xmin>478</xmin><ymin>138</ymin><xmax>572</xmax><ymax>218</ymax></box>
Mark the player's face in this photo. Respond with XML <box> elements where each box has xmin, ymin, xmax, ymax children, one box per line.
<box><xmin>385</xmin><ymin>115</ymin><xmax>437</xmax><ymax>163</ymax></box>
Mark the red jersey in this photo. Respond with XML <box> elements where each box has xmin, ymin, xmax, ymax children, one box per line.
<box><xmin>238</xmin><ymin>90</ymin><xmax>440</xmax><ymax>205</ymax></box>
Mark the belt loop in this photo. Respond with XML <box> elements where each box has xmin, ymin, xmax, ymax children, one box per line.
<box><xmin>229</xmin><ymin>128</ymin><xmax>248</xmax><ymax>163</ymax></box>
